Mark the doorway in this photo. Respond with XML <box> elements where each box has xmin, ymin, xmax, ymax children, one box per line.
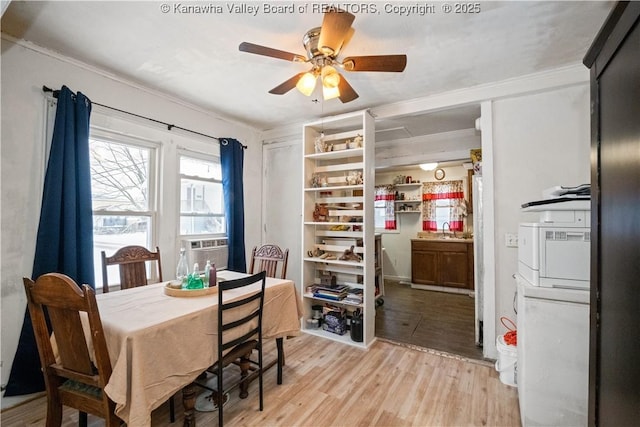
<box><xmin>261</xmin><ymin>139</ymin><xmax>302</xmax><ymax>282</ymax></box>
<box><xmin>372</xmin><ymin>104</ymin><xmax>490</xmax><ymax>360</ymax></box>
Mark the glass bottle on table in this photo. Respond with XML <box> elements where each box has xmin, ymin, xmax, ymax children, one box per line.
<box><xmin>204</xmin><ymin>260</ymin><xmax>211</xmax><ymax>288</ymax></box>
<box><xmin>176</xmin><ymin>248</ymin><xmax>189</xmax><ymax>288</ymax></box>
<box><xmin>209</xmin><ymin>262</ymin><xmax>217</xmax><ymax>288</ymax></box>
<box><xmin>187</xmin><ymin>262</ymin><xmax>203</xmax><ymax>289</ymax></box>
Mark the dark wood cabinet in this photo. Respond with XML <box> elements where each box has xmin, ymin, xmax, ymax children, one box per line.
<box><xmin>411</xmin><ymin>248</ymin><xmax>438</xmax><ymax>285</ymax></box>
<box><xmin>411</xmin><ymin>240</ymin><xmax>474</xmax><ymax>290</ymax></box>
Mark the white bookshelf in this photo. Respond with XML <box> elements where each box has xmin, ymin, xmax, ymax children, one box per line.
<box><xmin>300</xmin><ymin>110</ymin><xmax>376</xmax><ymax>348</ymax></box>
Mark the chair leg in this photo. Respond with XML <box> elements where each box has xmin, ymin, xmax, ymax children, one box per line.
<box><xmin>259</xmin><ymin>349</ymin><xmax>264</xmax><ymax>411</ymax></box>
<box><xmin>46</xmin><ymin>399</ymin><xmax>63</xmax><ymax>427</ymax></box>
<box><xmin>79</xmin><ymin>411</ymin><xmax>88</xmax><ymax>427</ymax></box>
<box><xmin>238</xmin><ymin>355</ymin><xmax>251</xmax><ymax>399</ymax></box>
<box><xmin>276</xmin><ymin>337</ymin><xmax>284</xmax><ymax>385</ymax></box>
<box><xmin>169</xmin><ymin>396</ymin><xmax>175</xmax><ymax>423</ymax></box>
<box><xmin>218</xmin><ymin>363</ymin><xmax>224</xmax><ymax>427</ymax></box>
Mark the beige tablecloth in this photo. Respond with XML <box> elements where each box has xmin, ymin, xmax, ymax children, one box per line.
<box><xmin>94</xmin><ymin>271</ymin><xmax>300</xmax><ymax>426</ymax></box>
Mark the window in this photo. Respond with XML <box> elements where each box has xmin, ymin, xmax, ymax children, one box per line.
<box><xmin>374</xmin><ymin>200</ymin><xmax>386</xmax><ymax>229</ymax></box>
<box><xmin>90</xmin><ymin>136</ymin><xmax>156</xmax><ymax>289</ymax></box>
<box><xmin>435</xmin><ymin>199</ymin><xmax>456</xmax><ymax>231</ymax></box>
<box><xmin>179</xmin><ymin>153</ymin><xmax>225</xmax><ymax>236</ymax></box>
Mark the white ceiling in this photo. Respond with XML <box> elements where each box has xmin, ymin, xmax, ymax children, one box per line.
<box><xmin>2</xmin><ymin>1</ymin><xmax>612</xmax><ymax>136</ymax></box>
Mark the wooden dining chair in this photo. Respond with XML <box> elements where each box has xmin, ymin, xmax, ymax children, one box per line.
<box><xmin>197</xmin><ymin>271</ymin><xmax>266</xmax><ymax>427</ymax></box>
<box><xmin>249</xmin><ymin>244</ymin><xmax>289</xmax><ymax>279</ymax></box>
<box><xmin>249</xmin><ymin>244</ymin><xmax>290</xmax><ymax>383</ymax></box>
<box><xmin>100</xmin><ymin>245</ymin><xmax>175</xmax><ymax>422</ymax></box>
<box><xmin>101</xmin><ymin>245</ymin><xmax>163</xmax><ymax>293</ymax></box>
<box><xmin>23</xmin><ymin>273</ymin><xmax>121</xmax><ymax>427</ymax></box>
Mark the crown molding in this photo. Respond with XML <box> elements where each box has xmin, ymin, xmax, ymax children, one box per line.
<box><xmin>371</xmin><ymin>63</ymin><xmax>589</xmax><ymax>120</ymax></box>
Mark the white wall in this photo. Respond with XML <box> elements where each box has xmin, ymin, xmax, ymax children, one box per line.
<box><xmin>0</xmin><ymin>39</ymin><xmax>263</xmax><ymax>393</ymax></box>
<box><xmin>491</xmin><ymin>84</ymin><xmax>590</xmax><ymax>337</ymax></box>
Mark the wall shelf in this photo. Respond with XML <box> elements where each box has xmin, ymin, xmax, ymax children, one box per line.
<box><xmin>394</xmin><ymin>183</ymin><xmax>422</xmax><ymax>188</ymax></box>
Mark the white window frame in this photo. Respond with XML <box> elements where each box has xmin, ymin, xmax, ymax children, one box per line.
<box><xmin>435</xmin><ymin>198</ymin><xmax>456</xmax><ymax>231</ymax></box>
<box><xmin>177</xmin><ymin>149</ymin><xmax>226</xmax><ymax>239</ymax></box>
<box><xmin>89</xmin><ymin>127</ymin><xmax>160</xmax><ymax>289</ymax></box>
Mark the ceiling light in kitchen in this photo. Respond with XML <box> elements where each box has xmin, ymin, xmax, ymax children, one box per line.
<box><xmin>419</xmin><ymin>162</ymin><xmax>438</xmax><ymax>171</ymax></box>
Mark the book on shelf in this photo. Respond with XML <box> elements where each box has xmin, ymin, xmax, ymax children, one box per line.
<box><xmin>315</xmin><ymin>284</ymin><xmax>348</xmax><ymax>293</ymax></box>
<box><xmin>344</xmin><ymin>288</ymin><xmax>363</xmax><ymax>304</ymax></box>
<box><xmin>312</xmin><ymin>292</ymin><xmax>346</xmax><ymax>301</ymax></box>
<box><xmin>311</xmin><ymin>283</ymin><xmax>347</xmax><ymax>300</ymax></box>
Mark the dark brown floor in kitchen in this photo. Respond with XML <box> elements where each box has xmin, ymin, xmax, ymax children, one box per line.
<box><xmin>375</xmin><ymin>280</ymin><xmax>485</xmax><ymax>360</ymax></box>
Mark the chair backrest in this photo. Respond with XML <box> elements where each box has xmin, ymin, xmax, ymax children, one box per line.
<box><xmin>218</xmin><ymin>271</ymin><xmax>267</xmax><ymax>355</ymax></box>
<box><xmin>24</xmin><ymin>273</ymin><xmax>118</xmax><ymax>424</ymax></box>
<box><xmin>249</xmin><ymin>244</ymin><xmax>289</xmax><ymax>279</ymax></box>
<box><xmin>101</xmin><ymin>245</ymin><xmax>163</xmax><ymax>293</ymax></box>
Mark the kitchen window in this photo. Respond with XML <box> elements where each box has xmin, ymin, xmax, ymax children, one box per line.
<box><xmin>422</xmin><ymin>180</ymin><xmax>465</xmax><ymax>232</ymax></box>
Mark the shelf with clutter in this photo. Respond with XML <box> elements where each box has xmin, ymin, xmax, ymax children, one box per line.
<box><xmin>301</xmin><ymin>110</ymin><xmax>375</xmax><ymax>348</ymax></box>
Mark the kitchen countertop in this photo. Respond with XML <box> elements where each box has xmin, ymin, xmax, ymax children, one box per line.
<box><xmin>413</xmin><ymin>232</ymin><xmax>474</xmax><ymax>243</ymax></box>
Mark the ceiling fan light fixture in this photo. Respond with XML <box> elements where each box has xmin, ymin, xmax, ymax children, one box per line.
<box><xmin>321</xmin><ymin>66</ymin><xmax>341</xmax><ymax>88</ymax></box>
<box><xmin>420</xmin><ymin>162</ymin><xmax>439</xmax><ymax>171</ymax></box>
<box><xmin>296</xmin><ymin>71</ymin><xmax>318</xmax><ymax>96</ymax></box>
<box><xmin>322</xmin><ymin>84</ymin><xmax>340</xmax><ymax>100</ymax></box>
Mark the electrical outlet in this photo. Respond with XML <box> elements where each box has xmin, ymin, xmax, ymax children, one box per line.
<box><xmin>505</xmin><ymin>233</ymin><xmax>518</xmax><ymax>248</ymax></box>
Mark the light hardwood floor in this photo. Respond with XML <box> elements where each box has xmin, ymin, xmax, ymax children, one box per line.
<box><xmin>1</xmin><ymin>333</ymin><xmax>520</xmax><ymax>426</ymax></box>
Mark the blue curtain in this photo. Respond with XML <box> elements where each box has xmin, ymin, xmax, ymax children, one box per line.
<box><xmin>4</xmin><ymin>86</ymin><xmax>94</xmax><ymax>396</ymax></box>
<box><xmin>220</xmin><ymin>138</ymin><xmax>246</xmax><ymax>272</ymax></box>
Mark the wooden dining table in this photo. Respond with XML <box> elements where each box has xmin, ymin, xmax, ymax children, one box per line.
<box><xmin>89</xmin><ymin>270</ymin><xmax>301</xmax><ymax>426</ymax></box>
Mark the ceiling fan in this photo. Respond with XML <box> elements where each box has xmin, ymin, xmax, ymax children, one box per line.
<box><xmin>238</xmin><ymin>9</ymin><xmax>407</xmax><ymax>103</ymax></box>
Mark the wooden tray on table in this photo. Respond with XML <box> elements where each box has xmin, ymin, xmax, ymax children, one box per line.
<box><xmin>164</xmin><ymin>281</ymin><xmax>218</xmax><ymax>297</ymax></box>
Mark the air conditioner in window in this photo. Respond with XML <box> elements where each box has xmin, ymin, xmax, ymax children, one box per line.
<box><xmin>181</xmin><ymin>237</ymin><xmax>228</xmax><ymax>271</ymax></box>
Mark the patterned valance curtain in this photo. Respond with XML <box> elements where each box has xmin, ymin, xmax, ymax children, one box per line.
<box><xmin>422</xmin><ymin>180</ymin><xmax>465</xmax><ymax>232</ymax></box>
<box><xmin>375</xmin><ymin>185</ymin><xmax>396</xmax><ymax>230</ymax></box>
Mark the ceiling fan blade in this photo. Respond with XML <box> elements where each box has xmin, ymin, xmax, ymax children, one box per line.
<box><xmin>318</xmin><ymin>10</ymin><xmax>355</xmax><ymax>56</ymax></box>
<box><xmin>342</xmin><ymin>55</ymin><xmax>407</xmax><ymax>72</ymax></box>
<box><xmin>338</xmin><ymin>75</ymin><xmax>359</xmax><ymax>103</ymax></box>
<box><xmin>239</xmin><ymin>42</ymin><xmax>306</xmax><ymax>62</ymax></box>
<box><xmin>269</xmin><ymin>73</ymin><xmax>306</xmax><ymax>95</ymax></box>
<box><xmin>334</xmin><ymin>27</ymin><xmax>355</xmax><ymax>57</ymax></box>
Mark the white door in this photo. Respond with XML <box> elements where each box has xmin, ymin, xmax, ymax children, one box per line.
<box><xmin>262</xmin><ymin>139</ymin><xmax>302</xmax><ymax>285</ymax></box>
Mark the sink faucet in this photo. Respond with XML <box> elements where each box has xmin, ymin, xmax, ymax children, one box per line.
<box><xmin>442</xmin><ymin>222</ymin><xmax>451</xmax><ymax>237</ymax></box>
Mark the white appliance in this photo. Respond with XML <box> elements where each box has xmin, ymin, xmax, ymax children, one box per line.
<box><xmin>518</xmin><ymin>223</ymin><xmax>590</xmax><ymax>289</ymax></box>
<box><xmin>181</xmin><ymin>237</ymin><xmax>228</xmax><ymax>270</ymax></box>
<box><xmin>518</xmin><ymin>200</ymin><xmax>590</xmax><ymax>290</ymax></box>
<box><xmin>516</xmin><ymin>198</ymin><xmax>590</xmax><ymax>426</ymax></box>
<box><xmin>516</xmin><ymin>274</ymin><xmax>589</xmax><ymax>427</ymax></box>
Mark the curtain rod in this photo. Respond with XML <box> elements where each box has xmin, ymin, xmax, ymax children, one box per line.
<box><xmin>42</xmin><ymin>85</ymin><xmax>247</xmax><ymax>149</ymax></box>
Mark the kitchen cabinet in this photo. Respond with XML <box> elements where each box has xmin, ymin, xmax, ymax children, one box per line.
<box><xmin>411</xmin><ymin>239</ymin><xmax>474</xmax><ymax>290</ymax></box>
